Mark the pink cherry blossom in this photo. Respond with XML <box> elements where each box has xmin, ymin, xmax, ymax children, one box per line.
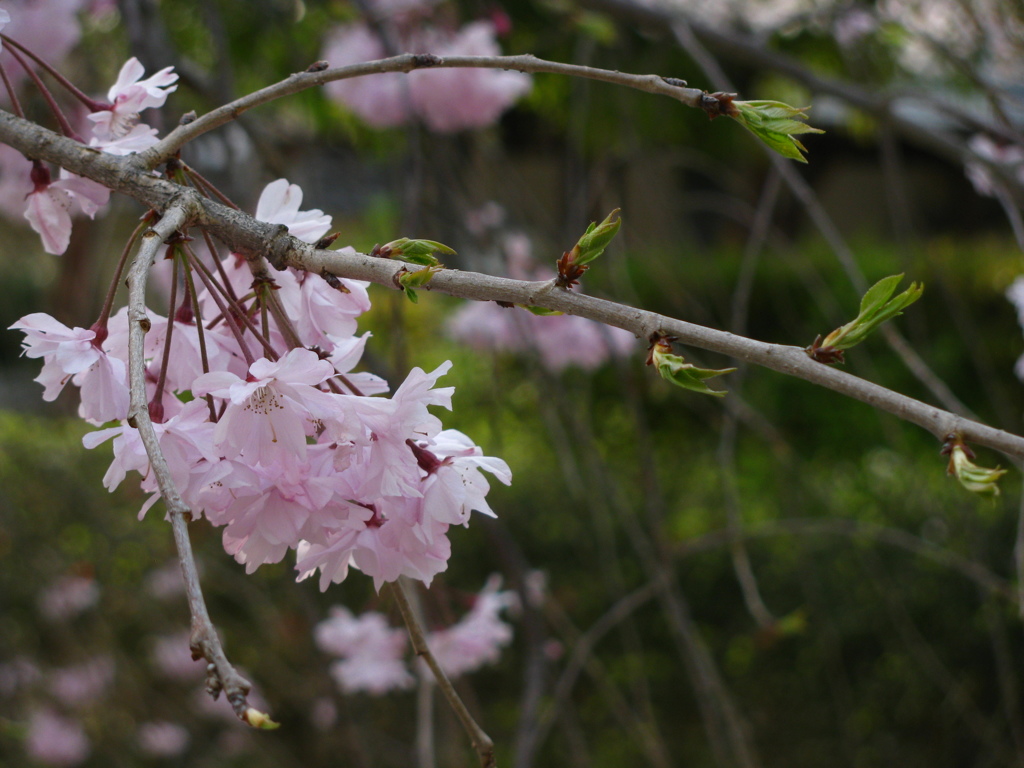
<box><xmin>26</xmin><ymin>170</ymin><xmax>512</xmax><ymax>596</ymax></box>
<box><xmin>418</xmin><ymin>429</ymin><xmax>512</xmax><ymax>526</ymax></box>
<box><xmin>212</xmin><ymin>445</ymin><xmax>355</xmax><ymax>572</ymax></box>
<box><xmin>10</xmin><ymin>312</ymin><xmax>131</xmax><ymax>422</ymax></box>
<box><xmin>192</xmin><ymin>348</ymin><xmax>340</xmax><ymax>468</ymax></box>
<box><xmin>314</xmin><ymin>576</ymin><xmax>515</xmax><ymax>696</ymax></box>
<box><xmin>89</xmin><ymin>122</ymin><xmax>161</xmax><ymax>155</ymax></box>
<box><xmin>21</xmin><ymin>163</ymin><xmax>115</xmax><ymax>254</ymax></box>
<box><xmin>88</xmin><ymin>57</ymin><xmax>178</xmax><ymax>142</ymax></box>
<box><xmin>337</xmin><ymin>361</ymin><xmax>455</xmax><ymax>499</ymax></box>
<box><xmin>24</xmin><ymin>169</ymin><xmax>73</xmax><ymax>255</ymax></box>
<box><xmin>83</xmin><ymin>399</ymin><xmax>220</xmax><ymax>518</ymax></box>
<box><xmin>54</xmin><ymin>172</ymin><xmax>111</xmax><ymax>217</ymax></box>
<box><xmin>255</xmin><ymin>178</ymin><xmax>333</xmax><ymax>243</ymax></box>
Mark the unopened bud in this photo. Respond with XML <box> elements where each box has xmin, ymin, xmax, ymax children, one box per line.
<box><xmin>942</xmin><ymin>435</ymin><xmax>1007</xmax><ymax>497</ymax></box>
<box><xmin>573</xmin><ymin>209</ymin><xmax>621</xmax><ymax>267</ymax></box>
<box><xmin>243</xmin><ymin>708</ymin><xmax>280</xmax><ymax>730</ymax></box>
<box><xmin>380</xmin><ymin>238</ymin><xmax>456</xmax><ymax>267</ymax></box>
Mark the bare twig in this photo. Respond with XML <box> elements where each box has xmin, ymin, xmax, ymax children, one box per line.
<box><xmin>138</xmin><ymin>54</ymin><xmax>704</xmax><ymax>167</ymax></box>
<box><xmin>125</xmin><ymin>202</ymin><xmax>258</xmax><ymax>724</ymax></box>
<box><xmin>388</xmin><ymin>579</ymin><xmax>495</xmax><ymax>768</ymax></box>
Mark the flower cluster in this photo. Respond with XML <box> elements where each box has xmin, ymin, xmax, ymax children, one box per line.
<box><xmin>321</xmin><ymin>12</ymin><xmax>530</xmax><ymax>133</ymax></box>
<box><xmin>315</xmin><ymin>576</ymin><xmax>516</xmax><ymax>694</ymax></box>
<box><xmin>11</xmin><ymin>179</ymin><xmax>511</xmax><ymax>591</ymax></box>
<box><xmin>13</xmin><ymin>56</ymin><xmax>179</xmax><ymax>254</ymax></box>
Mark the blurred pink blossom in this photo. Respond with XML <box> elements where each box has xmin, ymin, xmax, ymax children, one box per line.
<box><xmin>316</xmin><ymin>576</ymin><xmax>515</xmax><ymax>695</ymax></box>
<box><xmin>0</xmin><ymin>1</ymin><xmax>85</xmax><ymax>91</ymax></box>
<box><xmin>0</xmin><ymin>656</ymin><xmax>42</xmax><ymax>696</ymax></box>
<box><xmin>310</xmin><ymin>697</ymin><xmax>338</xmax><ymax>730</ymax></box>
<box><xmin>144</xmin><ymin>560</ymin><xmax>189</xmax><ymax>600</ymax></box>
<box><xmin>447</xmin><ymin>230</ymin><xmax>636</xmax><ymax>370</ymax></box>
<box><xmin>426</xmin><ymin>575</ymin><xmax>516</xmax><ymax>678</ymax></box>
<box><xmin>151</xmin><ymin>632</ymin><xmax>205</xmax><ymax>681</ymax></box>
<box><xmin>38</xmin><ymin>576</ymin><xmax>99</xmax><ymax>621</ymax></box>
<box><xmin>136</xmin><ymin>721</ymin><xmax>190</xmax><ymax>757</ymax></box>
<box><xmin>322</xmin><ymin>20</ymin><xmax>530</xmax><ymax>132</ymax></box>
<box><xmin>315</xmin><ymin>606</ymin><xmax>414</xmax><ymax>694</ymax></box>
<box><xmin>447</xmin><ymin>298</ymin><xmax>636</xmax><ymax>372</ymax></box>
<box><xmin>49</xmin><ymin>656</ymin><xmax>115</xmax><ymax>705</ymax></box>
<box><xmin>26</xmin><ymin>708</ymin><xmax>90</xmax><ymax>766</ymax></box>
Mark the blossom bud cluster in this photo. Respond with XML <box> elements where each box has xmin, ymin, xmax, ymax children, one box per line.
<box><xmin>314</xmin><ymin>576</ymin><xmax>516</xmax><ymax>694</ymax></box>
<box><xmin>12</xmin><ymin>178</ymin><xmax>511</xmax><ymax>591</ymax></box>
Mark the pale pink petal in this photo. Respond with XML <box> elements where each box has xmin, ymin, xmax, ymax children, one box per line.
<box><xmin>24</xmin><ymin>186</ymin><xmax>73</xmax><ymax>255</ymax></box>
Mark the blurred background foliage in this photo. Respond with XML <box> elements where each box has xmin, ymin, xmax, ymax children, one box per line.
<box><xmin>2</xmin><ymin>0</ymin><xmax>1024</xmax><ymax>766</ymax></box>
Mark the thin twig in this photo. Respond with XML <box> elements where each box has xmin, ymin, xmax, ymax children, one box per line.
<box><xmin>138</xmin><ymin>53</ymin><xmax>705</xmax><ymax>167</ymax></box>
<box><xmin>388</xmin><ymin>579</ymin><xmax>496</xmax><ymax>768</ymax></box>
<box><xmin>125</xmin><ymin>202</ymin><xmax>258</xmax><ymax>725</ymax></box>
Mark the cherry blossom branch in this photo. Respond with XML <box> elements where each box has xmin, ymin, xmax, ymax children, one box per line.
<box><xmin>2</xmin><ymin>108</ymin><xmax>1022</xmax><ymax>460</ymax></box>
<box><xmin>137</xmin><ymin>53</ymin><xmax>704</xmax><ymax>167</ymax></box>
<box><xmin>388</xmin><ymin>579</ymin><xmax>496</xmax><ymax>768</ymax></box>
<box><xmin>124</xmin><ymin>202</ymin><xmax>260</xmax><ymax>727</ymax></box>
<box><xmin>293</xmin><ymin>247</ymin><xmax>1024</xmax><ymax>461</ymax></box>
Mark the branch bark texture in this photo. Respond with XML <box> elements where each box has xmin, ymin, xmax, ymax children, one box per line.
<box><xmin>2</xmin><ymin>107</ymin><xmax>1021</xmax><ymax>461</ymax></box>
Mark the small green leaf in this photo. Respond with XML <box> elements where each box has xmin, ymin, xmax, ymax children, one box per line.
<box><xmin>858</xmin><ymin>273</ymin><xmax>904</xmax><ymax>316</ymax></box>
<box><xmin>381</xmin><ymin>238</ymin><xmax>456</xmax><ymax>266</ymax></box>
<box><xmin>949</xmin><ymin>446</ymin><xmax>1007</xmax><ymax>497</ymax></box>
<box><xmin>652</xmin><ymin>344</ymin><xmax>736</xmax><ymax>397</ymax></box>
<box><xmin>816</xmin><ymin>274</ymin><xmax>923</xmax><ymax>354</ymax></box>
<box><xmin>574</xmin><ymin>209</ymin><xmax>621</xmax><ymax>267</ymax></box>
<box><xmin>732</xmin><ymin>100</ymin><xmax>825</xmax><ymax>163</ymax></box>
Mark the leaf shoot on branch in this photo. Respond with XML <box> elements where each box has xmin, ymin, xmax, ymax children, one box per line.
<box><xmin>941</xmin><ymin>433</ymin><xmax>1008</xmax><ymax>497</ymax></box>
<box><xmin>647</xmin><ymin>334</ymin><xmax>736</xmax><ymax>397</ymax></box>
<box><xmin>700</xmin><ymin>93</ymin><xmax>824</xmax><ymax>163</ymax></box>
<box><xmin>372</xmin><ymin>238</ymin><xmax>456</xmax><ymax>266</ymax></box>
<box><xmin>555</xmin><ymin>208</ymin><xmax>621</xmax><ymax>289</ymax></box>
<box><xmin>806</xmin><ymin>274</ymin><xmax>923</xmax><ymax>364</ymax></box>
